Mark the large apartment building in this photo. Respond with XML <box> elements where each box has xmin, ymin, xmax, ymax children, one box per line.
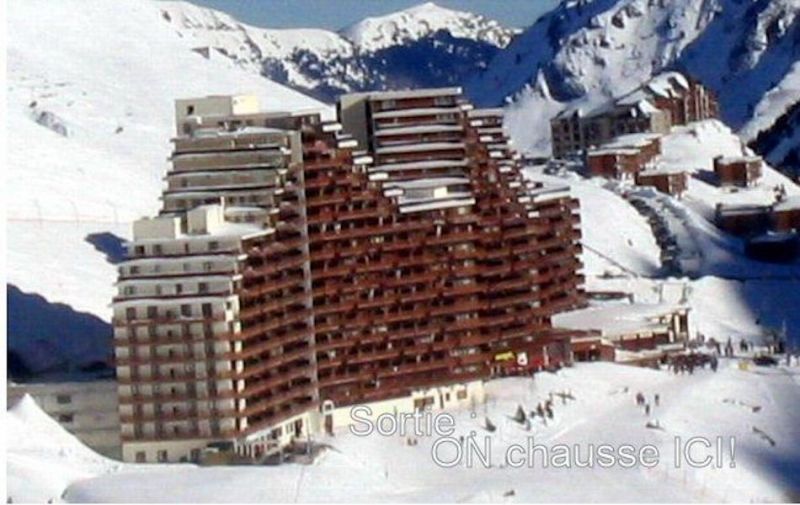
<box><xmin>113</xmin><ymin>90</ymin><xmax>585</xmax><ymax>463</ymax></box>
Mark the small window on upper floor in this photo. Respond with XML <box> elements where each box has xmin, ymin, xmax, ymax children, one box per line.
<box><xmin>56</xmin><ymin>394</ymin><xmax>72</xmax><ymax>405</ymax></box>
<box><xmin>187</xmin><ymin>105</ymin><xmax>195</xmax><ymax>115</ymax></box>
<box><xmin>58</xmin><ymin>413</ymin><xmax>74</xmax><ymax>423</ymax></box>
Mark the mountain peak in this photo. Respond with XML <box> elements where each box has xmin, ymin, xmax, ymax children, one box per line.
<box><xmin>341</xmin><ymin>2</ymin><xmax>518</xmax><ymax>52</ymax></box>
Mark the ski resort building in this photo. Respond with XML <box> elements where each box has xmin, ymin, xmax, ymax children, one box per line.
<box><xmin>551</xmin><ymin>72</ymin><xmax>718</xmax><ymax>158</ymax></box>
<box><xmin>585</xmin><ymin>133</ymin><xmax>662</xmax><ymax>181</ymax></box>
<box><xmin>772</xmin><ymin>196</ymin><xmax>800</xmax><ymax>232</ymax></box>
<box><xmin>635</xmin><ymin>168</ymin><xmax>688</xmax><ymax>197</ymax></box>
<box><xmin>713</xmin><ymin>155</ymin><xmax>763</xmax><ymax>188</ymax></box>
<box><xmin>715</xmin><ymin>204</ymin><xmax>772</xmax><ymax>237</ymax></box>
<box><xmin>113</xmin><ymin>91</ymin><xmax>585</xmax><ymax>463</ymax></box>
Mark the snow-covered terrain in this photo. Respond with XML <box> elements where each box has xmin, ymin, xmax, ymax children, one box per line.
<box><xmin>466</xmin><ymin>0</ymin><xmax>800</xmax><ymax>157</ymax></box>
<box><xmin>6</xmin><ymin>0</ymin><xmax>328</xmax><ymax>372</ymax></box>
<box><xmin>342</xmin><ymin>2</ymin><xmax>518</xmax><ymax>52</ymax></box>
<box><xmin>8</xmin><ymin>361</ymin><xmax>800</xmax><ymax>502</ymax></box>
<box><xmin>159</xmin><ymin>1</ymin><xmax>517</xmax><ymax>102</ymax></box>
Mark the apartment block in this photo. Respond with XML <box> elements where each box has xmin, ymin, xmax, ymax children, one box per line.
<box><xmin>713</xmin><ymin>155</ymin><xmax>763</xmax><ymax>188</ymax></box>
<box><xmin>114</xmin><ymin>90</ymin><xmax>585</xmax><ymax>463</ymax></box>
<box><xmin>551</xmin><ymin>72</ymin><xmax>718</xmax><ymax>158</ymax></box>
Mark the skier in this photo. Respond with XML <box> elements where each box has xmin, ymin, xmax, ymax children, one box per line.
<box><xmin>644</xmin><ymin>403</ymin><xmax>651</xmax><ymax>416</ymax></box>
<box><xmin>654</xmin><ymin>394</ymin><xmax>660</xmax><ymax>407</ymax></box>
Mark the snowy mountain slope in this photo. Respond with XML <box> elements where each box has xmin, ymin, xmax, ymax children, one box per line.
<box><xmin>466</xmin><ymin>0</ymin><xmax>800</xmax><ymax>156</ymax></box>
<box><xmin>8</xmin><ymin>362</ymin><xmax>798</xmax><ymax>502</ymax></box>
<box><xmin>6</xmin><ymin>0</ymin><xmax>327</xmax><ymax>372</ymax></box>
<box><xmin>159</xmin><ymin>1</ymin><xmax>513</xmax><ymax>102</ymax></box>
<box><xmin>744</xmin><ymin>62</ymin><xmax>800</xmax><ymax>177</ymax></box>
<box><xmin>341</xmin><ymin>1</ymin><xmax>519</xmax><ymax>52</ymax></box>
<box><xmin>741</xmin><ymin>61</ymin><xmax>800</xmax><ymax>143</ymax></box>
<box><xmin>646</xmin><ymin>120</ymin><xmax>800</xmax><ymax>278</ymax></box>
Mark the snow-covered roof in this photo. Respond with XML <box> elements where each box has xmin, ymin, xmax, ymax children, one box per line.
<box><xmin>132</xmin><ymin>221</ymin><xmax>272</xmax><ymax>243</ymax></box>
<box><xmin>774</xmin><ymin>195</ymin><xmax>800</xmax><ymax>212</ymax></box>
<box><xmin>716</xmin><ymin>204</ymin><xmax>771</xmax><ymax>216</ymax></box>
<box><xmin>638</xmin><ymin>166</ymin><xmax>686</xmax><ymax>176</ymax></box>
<box><xmin>715</xmin><ymin>155</ymin><xmax>762</xmax><ymax>164</ymax></box>
<box><xmin>553</xmin><ymin>302</ymin><xmax>687</xmax><ymax>338</ymax></box>
<box><xmin>588</xmin><ymin>147</ymin><xmax>640</xmax><ymax>157</ymax></box>
<box><xmin>603</xmin><ymin>133</ymin><xmax>661</xmax><ymax>149</ymax></box>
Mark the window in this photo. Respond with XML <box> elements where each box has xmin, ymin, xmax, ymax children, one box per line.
<box><xmin>56</xmin><ymin>395</ymin><xmax>72</xmax><ymax>405</ymax></box>
<box><xmin>208</xmin><ymin>241</ymin><xmax>219</xmax><ymax>251</ymax></box>
<box><xmin>134</xmin><ymin>246</ymin><xmax>145</xmax><ymax>256</ymax></box>
<box><xmin>157</xmin><ymin>450</ymin><xmax>168</xmax><ymax>462</ymax></box>
<box><xmin>198</xmin><ymin>282</ymin><xmax>208</xmax><ymax>294</ymax></box>
<box><xmin>147</xmin><ymin>306</ymin><xmax>158</xmax><ymax>319</ymax></box>
<box><xmin>136</xmin><ymin>451</ymin><xmax>147</xmax><ymax>463</ymax></box>
<box><xmin>186</xmin><ymin>105</ymin><xmax>195</xmax><ymax>115</ymax></box>
<box><xmin>153</xmin><ymin>244</ymin><xmax>163</xmax><ymax>255</ymax></box>
<box><xmin>58</xmin><ymin>414</ymin><xmax>74</xmax><ymax>423</ymax></box>
<box><xmin>181</xmin><ymin>304</ymin><xmax>192</xmax><ymax>317</ymax></box>
<box><xmin>126</xmin><ymin>308</ymin><xmax>136</xmax><ymax>321</ymax></box>
<box><xmin>201</xmin><ymin>303</ymin><xmax>213</xmax><ymax>317</ymax></box>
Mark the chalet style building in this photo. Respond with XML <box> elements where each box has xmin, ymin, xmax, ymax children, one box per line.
<box><xmin>635</xmin><ymin>169</ymin><xmax>688</xmax><ymax>197</ymax></box>
<box><xmin>113</xmin><ymin>89</ymin><xmax>585</xmax><ymax>463</ymax></box>
<box><xmin>713</xmin><ymin>155</ymin><xmax>763</xmax><ymax>188</ymax></box>
<box><xmin>551</xmin><ymin>72</ymin><xmax>718</xmax><ymax>158</ymax></box>
<box><xmin>585</xmin><ymin>133</ymin><xmax>662</xmax><ymax>181</ymax></box>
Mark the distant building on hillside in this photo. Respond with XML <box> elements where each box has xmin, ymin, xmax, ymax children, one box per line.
<box><xmin>772</xmin><ymin>196</ymin><xmax>800</xmax><ymax>232</ymax></box>
<box><xmin>713</xmin><ymin>155</ymin><xmax>763</xmax><ymax>188</ymax></box>
<box><xmin>635</xmin><ymin>168</ymin><xmax>688</xmax><ymax>198</ymax></box>
<box><xmin>715</xmin><ymin>204</ymin><xmax>772</xmax><ymax>237</ymax></box>
<box><xmin>550</xmin><ymin>72</ymin><xmax>718</xmax><ymax>159</ymax></box>
<box><xmin>585</xmin><ymin>133</ymin><xmax>661</xmax><ymax>181</ymax></box>
<box><xmin>553</xmin><ymin>303</ymin><xmax>690</xmax><ymax>359</ymax></box>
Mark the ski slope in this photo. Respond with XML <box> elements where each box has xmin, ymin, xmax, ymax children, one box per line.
<box><xmin>7</xmin><ymin>361</ymin><xmax>800</xmax><ymax>502</ymax></box>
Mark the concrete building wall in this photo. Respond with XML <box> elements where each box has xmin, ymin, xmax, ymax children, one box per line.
<box><xmin>8</xmin><ymin>380</ymin><xmax>121</xmax><ymax>459</ymax></box>
<box><xmin>337</xmin><ymin>94</ymin><xmax>370</xmax><ymax>151</ymax></box>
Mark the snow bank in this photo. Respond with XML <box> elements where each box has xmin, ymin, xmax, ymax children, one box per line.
<box><xmin>6</xmin><ymin>395</ymin><xmax>121</xmax><ymax>503</ymax></box>
<box><xmin>60</xmin><ymin>363</ymin><xmax>800</xmax><ymax>502</ymax></box>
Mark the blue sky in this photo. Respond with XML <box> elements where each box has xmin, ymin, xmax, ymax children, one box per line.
<box><xmin>183</xmin><ymin>0</ymin><xmax>560</xmax><ymax>30</ymax></box>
